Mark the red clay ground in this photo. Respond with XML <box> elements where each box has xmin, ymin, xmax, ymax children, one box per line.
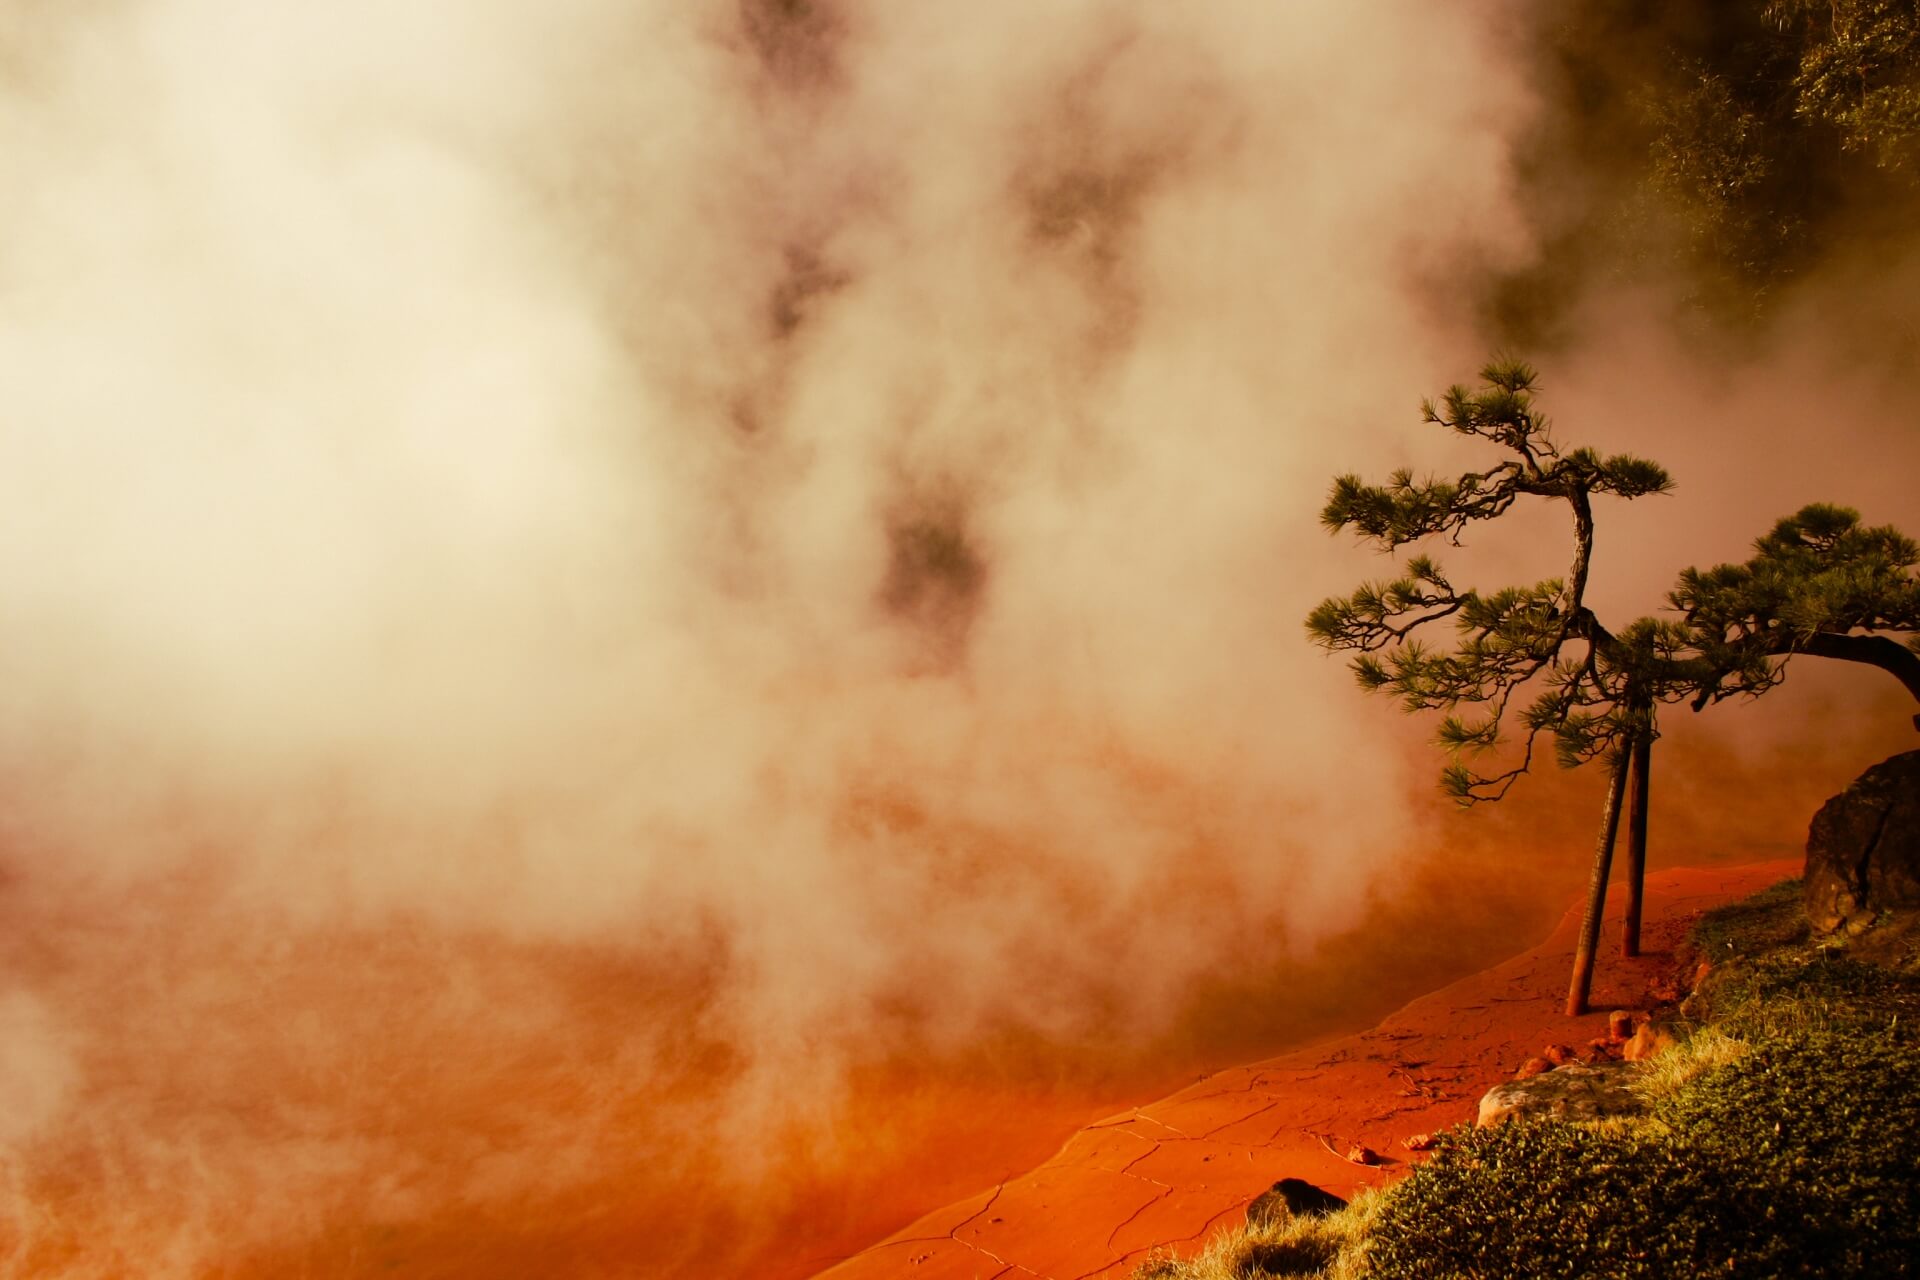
<box><xmin>813</xmin><ymin>858</ymin><xmax>1796</xmax><ymax>1280</ymax></box>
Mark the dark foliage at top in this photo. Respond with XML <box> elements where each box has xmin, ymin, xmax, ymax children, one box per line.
<box><xmin>1492</xmin><ymin>0</ymin><xmax>1920</xmax><ymax>334</ymax></box>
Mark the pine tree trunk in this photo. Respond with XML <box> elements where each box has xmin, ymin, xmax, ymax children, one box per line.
<box><xmin>1621</xmin><ymin>733</ymin><xmax>1651</xmax><ymax>958</ymax></box>
<box><xmin>1566</xmin><ymin>748</ymin><xmax>1630</xmax><ymax>1017</ymax></box>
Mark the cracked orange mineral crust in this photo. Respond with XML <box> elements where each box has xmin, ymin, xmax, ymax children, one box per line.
<box><xmin>809</xmin><ymin>858</ymin><xmax>1795</xmax><ymax>1280</ymax></box>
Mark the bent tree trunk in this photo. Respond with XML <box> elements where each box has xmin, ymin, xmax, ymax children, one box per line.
<box><xmin>1621</xmin><ymin>733</ymin><xmax>1651</xmax><ymax>957</ymax></box>
<box><xmin>1798</xmin><ymin>632</ymin><xmax>1920</xmax><ymax>730</ymax></box>
<box><xmin>1567</xmin><ymin>748</ymin><xmax>1630</xmax><ymax>1016</ymax></box>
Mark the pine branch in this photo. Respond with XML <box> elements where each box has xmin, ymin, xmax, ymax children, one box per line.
<box><xmin>1308</xmin><ymin>370</ymin><xmax>1920</xmax><ymax>803</ymax></box>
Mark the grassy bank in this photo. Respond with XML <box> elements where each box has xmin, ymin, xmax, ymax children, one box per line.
<box><xmin>1136</xmin><ymin>879</ymin><xmax>1920</xmax><ymax>1280</ymax></box>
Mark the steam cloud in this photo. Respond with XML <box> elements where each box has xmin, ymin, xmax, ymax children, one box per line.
<box><xmin>0</xmin><ymin>3</ymin><xmax>1915</xmax><ymax>1276</ymax></box>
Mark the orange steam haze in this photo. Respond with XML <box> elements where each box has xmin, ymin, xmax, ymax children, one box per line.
<box><xmin>0</xmin><ymin>3</ymin><xmax>1916</xmax><ymax>1277</ymax></box>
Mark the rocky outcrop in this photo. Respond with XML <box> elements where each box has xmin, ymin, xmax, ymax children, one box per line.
<box><xmin>1805</xmin><ymin>750</ymin><xmax>1920</xmax><ymax>934</ymax></box>
<box><xmin>1476</xmin><ymin>1060</ymin><xmax>1644</xmax><ymax>1128</ymax></box>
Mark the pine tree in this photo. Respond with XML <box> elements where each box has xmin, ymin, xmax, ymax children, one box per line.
<box><xmin>1305</xmin><ymin>359</ymin><xmax>1682</xmax><ymax>796</ymax></box>
<box><xmin>1308</xmin><ymin>361</ymin><xmax>1919</xmax><ymax>1015</ymax></box>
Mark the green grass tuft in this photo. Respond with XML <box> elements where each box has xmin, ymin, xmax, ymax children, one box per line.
<box><xmin>1132</xmin><ymin>1189</ymin><xmax>1381</xmax><ymax>1280</ymax></box>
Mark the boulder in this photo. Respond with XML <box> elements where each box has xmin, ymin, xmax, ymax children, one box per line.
<box><xmin>1246</xmin><ymin>1178</ymin><xmax>1349</xmax><ymax>1227</ymax></box>
<box><xmin>1476</xmin><ymin>1060</ymin><xmax>1644</xmax><ymax>1128</ymax></box>
<box><xmin>1805</xmin><ymin>750</ymin><xmax>1920</xmax><ymax>933</ymax></box>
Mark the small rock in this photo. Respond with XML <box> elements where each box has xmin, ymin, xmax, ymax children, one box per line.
<box><xmin>1478</xmin><ymin>1060</ymin><xmax>1644</xmax><ymax>1128</ymax></box>
<box><xmin>1247</xmin><ymin>1178</ymin><xmax>1348</xmax><ymax>1227</ymax></box>
<box><xmin>1543</xmin><ymin>1043</ymin><xmax>1578</xmax><ymax>1065</ymax></box>
<box><xmin>1607</xmin><ymin>1010</ymin><xmax>1634</xmax><ymax>1042</ymax></box>
<box><xmin>1514</xmin><ymin>1056</ymin><xmax>1553</xmax><ymax>1080</ymax></box>
<box><xmin>1402</xmin><ymin>1133</ymin><xmax>1439</xmax><ymax>1151</ymax></box>
<box><xmin>1346</xmin><ymin>1144</ymin><xmax>1381</xmax><ymax>1166</ymax></box>
<box><xmin>1622</xmin><ymin>1022</ymin><xmax>1675</xmax><ymax>1062</ymax></box>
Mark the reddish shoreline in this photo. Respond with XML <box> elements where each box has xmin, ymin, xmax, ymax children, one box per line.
<box><xmin>812</xmin><ymin>858</ymin><xmax>1797</xmax><ymax>1280</ymax></box>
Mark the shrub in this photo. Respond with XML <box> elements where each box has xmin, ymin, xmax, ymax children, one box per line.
<box><xmin>1362</xmin><ymin>1028</ymin><xmax>1920</xmax><ymax>1279</ymax></box>
<box><xmin>1361</xmin><ymin>1122</ymin><xmax>1714</xmax><ymax>1279</ymax></box>
<box><xmin>1655</xmin><ymin>1028</ymin><xmax>1920</xmax><ymax>1278</ymax></box>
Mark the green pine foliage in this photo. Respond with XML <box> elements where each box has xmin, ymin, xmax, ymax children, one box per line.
<box><xmin>1309</xmin><ymin>362</ymin><xmax>1920</xmax><ymax>802</ymax></box>
<box><xmin>1675</xmin><ymin>504</ymin><xmax>1920</xmax><ymax>708</ymax></box>
<box><xmin>1482</xmin><ymin>0</ymin><xmax>1920</xmax><ymax>333</ymax></box>
<box><xmin>1308</xmin><ymin>362</ymin><xmax>1678</xmax><ymax>802</ymax></box>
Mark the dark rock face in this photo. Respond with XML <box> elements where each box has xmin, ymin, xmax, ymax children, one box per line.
<box><xmin>1246</xmin><ymin>1177</ymin><xmax>1348</xmax><ymax>1227</ymax></box>
<box><xmin>1805</xmin><ymin>750</ymin><xmax>1920</xmax><ymax>934</ymax></box>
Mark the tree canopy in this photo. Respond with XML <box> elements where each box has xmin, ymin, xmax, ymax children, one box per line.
<box><xmin>1308</xmin><ymin>360</ymin><xmax>1920</xmax><ymax>803</ymax></box>
<box><xmin>1646</xmin><ymin>0</ymin><xmax>1920</xmax><ymax>283</ymax></box>
<box><xmin>1676</xmin><ymin>503</ymin><xmax>1920</xmax><ymax>722</ymax></box>
<box><xmin>1491</xmin><ymin>0</ymin><xmax>1920</xmax><ymax>334</ymax></box>
<box><xmin>1307</xmin><ymin>359</ymin><xmax>1681</xmax><ymax>801</ymax></box>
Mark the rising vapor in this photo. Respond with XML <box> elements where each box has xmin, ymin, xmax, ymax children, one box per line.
<box><xmin>0</xmin><ymin>3</ymin><xmax>1915</xmax><ymax>1277</ymax></box>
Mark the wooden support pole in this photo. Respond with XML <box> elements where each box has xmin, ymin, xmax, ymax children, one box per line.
<box><xmin>1622</xmin><ymin>733</ymin><xmax>1651</xmax><ymax>958</ymax></box>
<box><xmin>1566</xmin><ymin>748</ymin><xmax>1630</xmax><ymax>1017</ymax></box>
